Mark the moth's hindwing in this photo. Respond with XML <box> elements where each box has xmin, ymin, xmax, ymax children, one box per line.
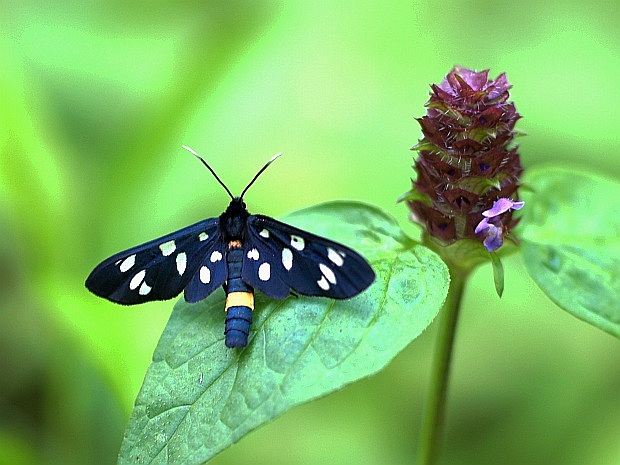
<box><xmin>85</xmin><ymin>218</ymin><xmax>226</xmax><ymax>305</ymax></box>
<box><xmin>242</xmin><ymin>215</ymin><xmax>375</xmax><ymax>299</ymax></box>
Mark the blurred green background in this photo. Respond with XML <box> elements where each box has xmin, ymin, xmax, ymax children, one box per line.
<box><xmin>1</xmin><ymin>1</ymin><xmax>619</xmax><ymax>464</ymax></box>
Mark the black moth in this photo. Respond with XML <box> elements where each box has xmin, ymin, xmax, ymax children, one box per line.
<box><xmin>86</xmin><ymin>147</ymin><xmax>375</xmax><ymax>348</ymax></box>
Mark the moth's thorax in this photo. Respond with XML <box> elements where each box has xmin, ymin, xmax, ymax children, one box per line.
<box><xmin>219</xmin><ymin>197</ymin><xmax>251</xmax><ymax>242</ymax></box>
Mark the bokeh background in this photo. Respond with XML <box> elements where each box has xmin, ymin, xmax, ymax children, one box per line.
<box><xmin>2</xmin><ymin>1</ymin><xmax>619</xmax><ymax>464</ymax></box>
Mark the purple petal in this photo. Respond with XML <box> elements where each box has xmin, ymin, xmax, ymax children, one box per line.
<box><xmin>482</xmin><ymin>198</ymin><xmax>525</xmax><ymax>218</ymax></box>
<box><xmin>483</xmin><ymin>198</ymin><xmax>514</xmax><ymax>217</ymax></box>
<box><xmin>482</xmin><ymin>224</ymin><xmax>504</xmax><ymax>252</ymax></box>
<box><xmin>475</xmin><ymin>217</ymin><xmax>490</xmax><ymax>234</ymax></box>
<box><xmin>487</xmin><ymin>72</ymin><xmax>512</xmax><ymax>99</ymax></box>
<box><xmin>462</xmin><ymin>68</ymin><xmax>489</xmax><ymax>91</ymax></box>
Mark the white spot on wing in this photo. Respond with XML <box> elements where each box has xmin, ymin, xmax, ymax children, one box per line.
<box><xmin>258</xmin><ymin>262</ymin><xmax>271</xmax><ymax>281</ymax></box>
<box><xmin>290</xmin><ymin>235</ymin><xmax>305</xmax><ymax>250</ymax></box>
<box><xmin>176</xmin><ymin>252</ymin><xmax>187</xmax><ymax>276</ymax></box>
<box><xmin>282</xmin><ymin>248</ymin><xmax>293</xmax><ymax>270</ymax></box>
<box><xmin>259</xmin><ymin>229</ymin><xmax>269</xmax><ymax>238</ymax></box>
<box><xmin>198</xmin><ymin>232</ymin><xmax>209</xmax><ymax>241</ymax></box>
<box><xmin>319</xmin><ymin>263</ymin><xmax>337</xmax><ymax>284</ymax></box>
<box><xmin>327</xmin><ymin>247</ymin><xmax>345</xmax><ymax>266</ymax></box>
<box><xmin>317</xmin><ymin>276</ymin><xmax>330</xmax><ymax>290</ymax></box>
<box><xmin>247</xmin><ymin>248</ymin><xmax>260</xmax><ymax>261</ymax></box>
<box><xmin>200</xmin><ymin>266</ymin><xmax>210</xmax><ymax>284</ymax></box>
<box><xmin>158</xmin><ymin>240</ymin><xmax>176</xmax><ymax>256</ymax></box>
<box><xmin>129</xmin><ymin>269</ymin><xmax>146</xmax><ymax>290</ymax></box>
<box><xmin>139</xmin><ymin>281</ymin><xmax>152</xmax><ymax>295</ymax></box>
<box><xmin>119</xmin><ymin>254</ymin><xmax>136</xmax><ymax>272</ymax></box>
<box><xmin>210</xmin><ymin>251</ymin><xmax>223</xmax><ymax>262</ymax></box>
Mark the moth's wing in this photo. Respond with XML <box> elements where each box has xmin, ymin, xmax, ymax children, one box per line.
<box><xmin>86</xmin><ymin>218</ymin><xmax>226</xmax><ymax>304</ymax></box>
<box><xmin>242</xmin><ymin>215</ymin><xmax>375</xmax><ymax>300</ymax></box>
<box><xmin>183</xmin><ymin>241</ymin><xmax>228</xmax><ymax>303</ymax></box>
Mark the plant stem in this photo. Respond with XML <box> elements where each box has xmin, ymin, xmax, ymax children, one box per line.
<box><xmin>418</xmin><ymin>268</ymin><xmax>468</xmax><ymax>465</ymax></box>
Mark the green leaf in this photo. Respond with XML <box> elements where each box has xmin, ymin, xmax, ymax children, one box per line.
<box><xmin>519</xmin><ymin>166</ymin><xmax>620</xmax><ymax>338</ymax></box>
<box><xmin>396</xmin><ymin>188</ymin><xmax>432</xmax><ymax>205</ymax></box>
<box><xmin>410</xmin><ymin>140</ymin><xmax>437</xmax><ymax>152</ymax></box>
<box><xmin>490</xmin><ymin>252</ymin><xmax>504</xmax><ymax>297</ymax></box>
<box><xmin>118</xmin><ymin>201</ymin><xmax>449</xmax><ymax>464</ymax></box>
<box><xmin>456</xmin><ymin>175</ymin><xmax>503</xmax><ymax>195</ymax></box>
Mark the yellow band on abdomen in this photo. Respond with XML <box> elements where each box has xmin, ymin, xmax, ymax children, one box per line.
<box><xmin>225</xmin><ymin>292</ymin><xmax>254</xmax><ymax>311</ymax></box>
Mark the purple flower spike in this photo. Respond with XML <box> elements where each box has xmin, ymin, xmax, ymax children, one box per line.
<box><xmin>404</xmin><ymin>67</ymin><xmax>524</xmax><ymax>253</ymax></box>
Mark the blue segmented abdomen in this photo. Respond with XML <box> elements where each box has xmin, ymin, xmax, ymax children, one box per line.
<box><xmin>224</xmin><ymin>247</ymin><xmax>254</xmax><ymax>348</ymax></box>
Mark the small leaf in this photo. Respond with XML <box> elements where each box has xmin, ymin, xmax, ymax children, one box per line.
<box><xmin>456</xmin><ymin>174</ymin><xmax>506</xmax><ymax>195</ymax></box>
<box><xmin>396</xmin><ymin>188</ymin><xmax>432</xmax><ymax>205</ymax></box>
<box><xmin>490</xmin><ymin>252</ymin><xmax>504</xmax><ymax>297</ymax></box>
<box><xmin>410</xmin><ymin>140</ymin><xmax>437</xmax><ymax>152</ymax></box>
<box><xmin>118</xmin><ymin>201</ymin><xmax>449</xmax><ymax>464</ymax></box>
<box><xmin>519</xmin><ymin>166</ymin><xmax>620</xmax><ymax>338</ymax></box>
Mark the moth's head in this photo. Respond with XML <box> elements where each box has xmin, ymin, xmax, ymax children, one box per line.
<box><xmin>230</xmin><ymin>197</ymin><xmax>247</xmax><ymax>211</ymax></box>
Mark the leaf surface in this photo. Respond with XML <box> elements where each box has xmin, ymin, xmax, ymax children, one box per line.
<box><xmin>118</xmin><ymin>201</ymin><xmax>449</xmax><ymax>464</ymax></box>
<box><xmin>519</xmin><ymin>167</ymin><xmax>620</xmax><ymax>338</ymax></box>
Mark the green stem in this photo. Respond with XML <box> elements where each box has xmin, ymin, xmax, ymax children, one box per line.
<box><xmin>418</xmin><ymin>268</ymin><xmax>468</xmax><ymax>465</ymax></box>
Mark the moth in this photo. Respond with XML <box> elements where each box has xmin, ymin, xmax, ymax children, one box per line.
<box><xmin>85</xmin><ymin>147</ymin><xmax>375</xmax><ymax>348</ymax></box>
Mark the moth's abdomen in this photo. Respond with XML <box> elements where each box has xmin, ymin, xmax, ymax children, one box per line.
<box><xmin>225</xmin><ymin>305</ymin><xmax>252</xmax><ymax>348</ymax></box>
<box><xmin>224</xmin><ymin>245</ymin><xmax>254</xmax><ymax>348</ymax></box>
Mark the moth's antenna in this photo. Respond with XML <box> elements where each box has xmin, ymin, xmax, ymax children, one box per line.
<box><xmin>182</xmin><ymin>145</ymin><xmax>234</xmax><ymax>200</ymax></box>
<box><xmin>239</xmin><ymin>153</ymin><xmax>282</xmax><ymax>199</ymax></box>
